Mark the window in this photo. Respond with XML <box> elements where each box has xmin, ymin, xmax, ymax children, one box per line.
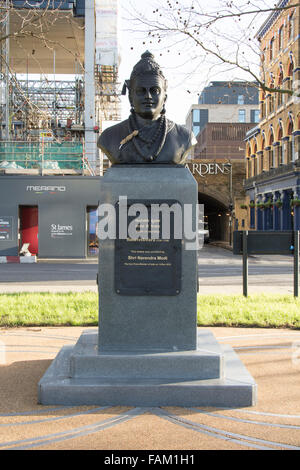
<box><xmin>270</xmin><ymin>37</ymin><xmax>274</xmax><ymax>60</ymax></box>
<box><xmin>247</xmin><ymin>159</ymin><xmax>251</xmax><ymax>178</ymax></box>
<box><xmin>238</xmin><ymin>109</ymin><xmax>246</xmax><ymax>123</ymax></box>
<box><xmin>278</xmin><ymin>145</ymin><xmax>283</xmax><ymax>165</ymax></box>
<box><xmin>193</xmin><ymin>109</ymin><xmax>200</xmax><ymax>122</ymax></box>
<box><xmin>288</xmin><ymin>12</ymin><xmax>294</xmax><ymax>40</ymax></box>
<box><xmin>251</xmin><ymin>109</ymin><xmax>260</xmax><ymax>123</ymax></box>
<box><xmin>269</xmin><ymin>94</ymin><xmax>275</xmax><ymax>113</ymax></box>
<box><xmin>261</xmin><ymin>101</ymin><xmax>266</xmax><ymax>119</ymax></box>
<box><xmin>193</xmin><ymin>125</ymin><xmax>200</xmax><ymax>136</ymax></box>
<box><xmin>237</xmin><ymin>95</ymin><xmax>244</xmax><ymax>105</ymax></box>
<box><xmin>260</xmin><ymin>153</ymin><xmax>264</xmax><ymax>172</ymax></box>
<box><xmin>278</xmin><ymin>26</ymin><xmax>283</xmax><ymax>50</ymax></box>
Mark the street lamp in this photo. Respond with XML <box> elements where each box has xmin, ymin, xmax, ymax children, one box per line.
<box><xmin>227</xmin><ymin>161</ymin><xmax>233</xmax><ymax>245</ymax></box>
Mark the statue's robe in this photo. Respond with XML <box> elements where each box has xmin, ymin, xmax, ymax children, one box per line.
<box><xmin>97</xmin><ymin>118</ymin><xmax>196</xmax><ymax>165</ymax></box>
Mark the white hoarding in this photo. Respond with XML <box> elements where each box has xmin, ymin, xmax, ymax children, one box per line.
<box><xmin>95</xmin><ymin>0</ymin><xmax>119</xmax><ymax>67</ymax></box>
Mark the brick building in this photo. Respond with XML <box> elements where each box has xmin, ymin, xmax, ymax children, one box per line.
<box><xmin>244</xmin><ymin>0</ymin><xmax>300</xmax><ymax>232</ymax></box>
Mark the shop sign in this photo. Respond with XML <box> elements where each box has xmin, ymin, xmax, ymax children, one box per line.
<box><xmin>0</xmin><ymin>216</ymin><xmax>13</xmax><ymax>241</ymax></box>
<box><xmin>186</xmin><ymin>162</ymin><xmax>231</xmax><ymax>177</ymax></box>
<box><xmin>50</xmin><ymin>224</ymin><xmax>73</xmax><ymax>238</ymax></box>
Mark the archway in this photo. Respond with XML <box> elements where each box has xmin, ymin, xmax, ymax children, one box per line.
<box><xmin>198</xmin><ymin>192</ymin><xmax>229</xmax><ymax>242</ymax></box>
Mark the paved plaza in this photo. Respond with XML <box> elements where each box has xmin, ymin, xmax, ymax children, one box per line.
<box><xmin>0</xmin><ymin>245</ymin><xmax>299</xmax><ymax>450</ymax></box>
<box><xmin>0</xmin><ymin>326</ymin><xmax>300</xmax><ymax>450</ymax></box>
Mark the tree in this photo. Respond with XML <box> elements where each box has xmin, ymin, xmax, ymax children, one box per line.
<box><xmin>125</xmin><ymin>0</ymin><xmax>300</xmax><ymax>98</ymax></box>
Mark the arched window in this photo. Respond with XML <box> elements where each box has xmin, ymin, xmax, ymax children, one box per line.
<box><xmin>270</xmin><ymin>37</ymin><xmax>275</xmax><ymax>60</ymax></box>
<box><xmin>261</xmin><ymin>135</ymin><xmax>265</xmax><ymax>172</ymax></box>
<box><xmin>278</xmin><ymin>25</ymin><xmax>283</xmax><ymax>50</ymax></box>
<box><xmin>269</xmin><ymin>130</ymin><xmax>275</xmax><ymax>169</ymax></box>
<box><xmin>260</xmin><ymin>89</ymin><xmax>266</xmax><ymax>119</ymax></box>
<box><xmin>247</xmin><ymin>158</ymin><xmax>252</xmax><ymax>179</ymax></box>
<box><xmin>253</xmin><ymin>141</ymin><xmax>258</xmax><ymax>176</ymax></box>
<box><xmin>277</xmin><ymin>123</ymin><xmax>283</xmax><ymax>164</ymax></box>
<box><xmin>287</xmin><ymin>118</ymin><xmax>294</xmax><ymax>162</ymax></box>
<box><xmin>287</xmin><ymin>56</ymin><xmax>294</xmax><ymax>94</ymax></box>
<box><xmin>288</xmin><ymin>12</ymin><xmax>295</xmax><ymax>40</ymax></box>
<box><xmin>277</xmin><ymin>65</ymin><xmax>284</xmax><ymax>107</ymax></box>
<box><xmin>269</xmin><ymin>76</ymin><xmax>275</xmax><ymax>112</ymax></box>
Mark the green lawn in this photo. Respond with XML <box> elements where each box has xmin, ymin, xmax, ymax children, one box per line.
<box><xmin>0</xmin><ymin>292</ymin><xmax>299</xmax><ymax>328</ymax></box>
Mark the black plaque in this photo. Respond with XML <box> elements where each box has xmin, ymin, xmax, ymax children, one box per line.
<box><xmin>115</xmin><ymin>200</ymin><xmax>182</xmax><ymax>296</ymax></box>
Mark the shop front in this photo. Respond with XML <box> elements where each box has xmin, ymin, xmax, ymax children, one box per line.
<box><xmin>0</xmin><ymin>176</ymin><xmax>100</xmax><ymax>258</ymax></box>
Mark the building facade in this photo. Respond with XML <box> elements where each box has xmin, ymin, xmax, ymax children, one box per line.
<box><xmin>244</xmin><ymin>0</ymin><xmax>300</xmax><ymax>232</ymax></box>
<box><xmin>195</xmin><ymin>122</ymin><xmax>257</xmax><ymax>160</ymax></box>
<box><xmin>0</xmin><ymin>1</ymin><xmax>120</xmax><ymax>259</ymax></box>
<box><xmin>184</xmin><ymin>81</ymin><xmax>260</xmax><ymax>241</ymax></box>
<box><xmin>185</xmin><ymin>81</ymin><xmax>260</xmax><ymax>142</ymax></box>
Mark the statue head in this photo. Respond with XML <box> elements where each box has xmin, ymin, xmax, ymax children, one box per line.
<box><xmin>126</xmin><ymin>51</ymin><xmax>168</xmax><ymax>120</ymax></box>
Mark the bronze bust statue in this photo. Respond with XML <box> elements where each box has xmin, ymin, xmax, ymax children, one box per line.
<box><xmin>97</xmin><ymin>51</ymin><xmax>196</xmax><ymax>165</ymax></box>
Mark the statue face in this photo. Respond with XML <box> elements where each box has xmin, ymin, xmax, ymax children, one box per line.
<box><xmin>130</xmin><ymin>74</ymin><xmax>167</xmax><ymax>120</ymax></box>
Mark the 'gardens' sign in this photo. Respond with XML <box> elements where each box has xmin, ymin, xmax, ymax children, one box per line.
<box><xmin>185</xmin><ymin>162</ymin><xmax>231</xmax><ymax>177</ymax></box>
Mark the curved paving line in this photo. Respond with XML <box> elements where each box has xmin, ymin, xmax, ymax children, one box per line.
<box><xmin>3</xmin><ymin>349</ymin><xmax>61</xmax><ymax>354</ymax></box>
<box><xmin>0</xmin><ymin>406</ymin><xmax>77</xmax><ymax>417</ymax></box>
<box><xmin>153</xmin><ymin>408</ymin><xmax>300</xmax><ymax>451</ymax></box>
<box><xmin>0</xmin><ymin>406</ymin><xmax>109</xmax><ymax>427</ymax></box>
<box><xmin>217</xmin><ymin>333</ymin><xmax>300</xmax><ymax>341</ymax></box>
<box><xmin>186</xmin><ymin>408</ymin><xmax>300</xmax><ymax>430</ymax></box>
<box><xmin>239</xmin><ymin>410</ymin><xmax>300</xmax><ymax>419</ymax></box>
<box><xmin>1</xmin><ymin>407</ymin><xmax>147</xmax><ymax>450</ymax></box>
<box><xmin>234</xmin><ymin>345</ymin><xmax>294</xmax><ymax>350</ymax></box>
<box><xmin>4</xmin><ymin>344</ymin><xmax>62</xmax><ymax>350</ymax></box>
<box><xmin>0</xmin><ymin>333</ymin><xmax>79</xmax><ymax>342</ymax></box>
<box><xmin>195</xmin><ymin>407</ymin><xmax>300</xmax><ymax>420</ymax></box>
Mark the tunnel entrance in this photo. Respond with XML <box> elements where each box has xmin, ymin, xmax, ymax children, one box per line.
<box><xmin>198</xmin><ymin>192</ymin><xmax>230</xmax><ymax>243</ymax></box>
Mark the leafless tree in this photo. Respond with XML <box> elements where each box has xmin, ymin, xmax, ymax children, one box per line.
<box><xmin>124</xmin><ymin>0</ymin><xmax>299</xmax><ymax>98</ymax></box>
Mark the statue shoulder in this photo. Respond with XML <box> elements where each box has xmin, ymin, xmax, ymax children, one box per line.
<box><xmin>168</xmin><ymin>121</ymin><xmax>197</xmax><ymax>148</ymax></box>
<box><xmin>97</xmin><ymin>120</ymin><xmax>130</xmax><ymax>163</ymax></box>
<box><xmin>98</xmin><ymin>120</ymin><xmax>129</xmax><ymax>145</ymax></box>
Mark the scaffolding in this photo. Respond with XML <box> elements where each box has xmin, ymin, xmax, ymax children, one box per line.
<box><xmin>0</xmin><ymin>0</ymin><xmax>121</xmax><ymax>174</ymax></box>
<box><xmin>9</xmin><ymin>77</ymin><xmax>85</xmax><ymax>140</ymax></box>
<box><xmin>95</xmin><ymin>64</ymin><xmax>121</xmax><ymax>123</ymax></box>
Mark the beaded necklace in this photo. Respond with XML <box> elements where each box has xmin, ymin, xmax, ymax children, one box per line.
<box><xmin>123</xmin><ymin>112</ymin><xmax>168</xmax><ymax>162</ymax></box>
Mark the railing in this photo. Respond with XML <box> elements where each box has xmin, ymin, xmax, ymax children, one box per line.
<box><xmin>244</xmin><ymin>159</ymin><xmax>300</xmax><ymax>188</ymax></box>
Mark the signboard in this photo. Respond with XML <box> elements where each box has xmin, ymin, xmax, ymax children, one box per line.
<box><xmin>233</xmin><ymin>230</ymin><xmax>294</xmax><ymax>255</ymax></box>
<box><xmin>39</xmin><ymin>131</ymin><xmax>53</xmax><ymax>142</ymax></box>
<box><xmin>185</xmin><ymin>162</ymin><xmax>231</xmax><ymax>177</ymax></box>
<box><xmin>115</xmin><ymin>200</ymin><xmax>182</xmax><ymax>296</ymax></box>
<box><xmin>95</xmin><ymin>0</ymin><xmax>119</xmax><ymax>66</ymax></box>
<box><xmin>0</xmin><ymin>217</ymin><xmax>13</xmax><ymax>241</ymax></box>
<box><xmin>50</xmin><ymin>223</ymin><xmax>73</xmax><ymax>239</ymax></box>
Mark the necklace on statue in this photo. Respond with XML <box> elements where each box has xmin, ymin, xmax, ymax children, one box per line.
<box><xmin>123</xmin><ymin>112</ymin><xmax>167</xmax><ymax>162</ymax></box>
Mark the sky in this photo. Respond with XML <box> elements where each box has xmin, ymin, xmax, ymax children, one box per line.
<box><xmin>118</xmin><ymin>0</ymin><xmax>200</xmax><ymax>124</ymax></box>
<box><xmin>117</xmin><ymin>0</ymin><xmax>274</xmax><ymax>124</ymax></box>
<box><xmin>15</xmin><ymin>0</ymin><xmax>275</xmax><ymax>127</ymax></box>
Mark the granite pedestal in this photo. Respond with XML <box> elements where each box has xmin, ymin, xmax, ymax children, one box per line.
<box><xmin>38</xmin><ymin>166</ymin><xmax>257</xmax><ymax>407</ymax></box>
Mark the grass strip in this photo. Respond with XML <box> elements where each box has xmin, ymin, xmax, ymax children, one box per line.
<box><xmin>0</xmin><ymin>292</ymin><xmax>299</xmax><ymax>329</ymax></box>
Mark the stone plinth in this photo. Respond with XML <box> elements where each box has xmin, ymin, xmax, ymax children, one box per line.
<box><xmin>38</xmin><ymin>329</ymin><xmax>257</xmax><ymax>407</ymax></box>
<box><xmin>97</xmin><ymin>165</ymin><xmax>198</xmax><ymax>352</ymax></box>
<box><xmin>38</xmin><ymin>164</ymin><xmax>257</xmax><ymax>407</ymax></box>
